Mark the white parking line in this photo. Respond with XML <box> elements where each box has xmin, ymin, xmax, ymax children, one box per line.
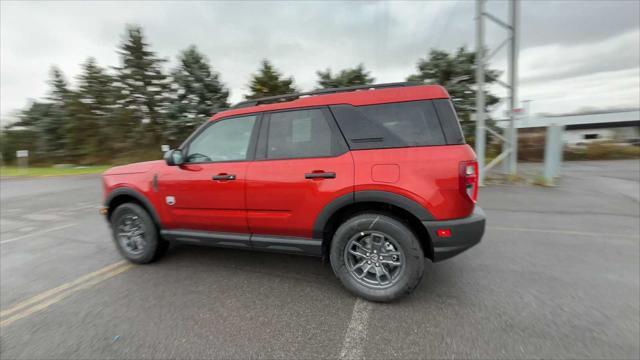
<box><xmin>339</xmin><ymin>298</ymin><xmax>373</xmax><ymax>360</ymax></box>
<box><xmin>0</xmin><ymin>223</ymin><xmax>76</xmax><ymax>245</ymax></box>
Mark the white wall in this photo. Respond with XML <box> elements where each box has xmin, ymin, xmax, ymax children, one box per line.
<box><xmin>564</xmin><ymin>126</ymin><xmax>640</xmax><ymax>146</ymax></box>
<box><xmin>564</xmin><ymin>129</ymin><xmax>614</xmax><ymax>146</ymax></box>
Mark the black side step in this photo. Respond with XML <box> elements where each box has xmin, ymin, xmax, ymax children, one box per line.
<box><xmin>160</xmin><ymin>229</ymin><xmax>322</xmax><ymax>257</ymax></box>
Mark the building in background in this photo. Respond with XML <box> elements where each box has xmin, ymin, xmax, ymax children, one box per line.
<box><xmin>517</xmin><ymin>109</ymin><xmax>640</xmax><ymax>148</ymax></box>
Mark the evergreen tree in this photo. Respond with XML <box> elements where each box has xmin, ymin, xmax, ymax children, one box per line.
<box><xmin>11</xmin><ymin>101</ymin><xmax>54</xmax><ymax>162</ymax></box>
<box><xmin>45</xmin><ymin>66</ymin><xmax>73</xmax><ymax>161</ymax></box>
<box><xmin>0</xmin><ymin>127</ymin><xmax>41</xmax><ymax>164</ymax></box>
<box><xmin>7</xmin><ymin>70</ymin><xmax>69</xmax><ymax>164</ymax></box>
<box><xmin>245</xmin><ymin>60</ymin><xmax>296</xmax><ymax>99</ymax></box>
<box><xmin>316</xmin><ymin>64</ymin><xmax>374</xmax><ymax>89</ymax></box>
<box><xmin>114</xmin><ymin>25</ymin><xmax>170</xmax><ymax>147</ymax></box>
<box><xmin>168</xmin><ymin>45</ymin><xmax>229</xmax><ymax>143</ymax></box>
<box><xmin>407</xmin><ymin>47</ymin><xmax>500</xmax><ymax>138</ymax></box>
<box><xmin>73</xmin><ymin>57</ymin><xmax>117</xmax><ymax>160</ymax></box>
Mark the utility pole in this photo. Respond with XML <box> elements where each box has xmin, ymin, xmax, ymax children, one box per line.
<box><xmin>475</xmin><ymin>0</ymin><xmax>486</xmax><ymax>185</ymax></box>
<box><xmin>506</xmin><ymin>0</ymin><xmax>520</xmax><ymax>175</ymax></box>
<box><xmin>474</xmin><ymin>0</ymin><xmax>520</xmax><ymax>182</ymax></box>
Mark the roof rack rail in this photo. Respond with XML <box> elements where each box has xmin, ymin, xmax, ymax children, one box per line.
<box><xmin>231</xmin><ymin>81</ymin><xmax>422</xmax><ymax>109</ymax></box>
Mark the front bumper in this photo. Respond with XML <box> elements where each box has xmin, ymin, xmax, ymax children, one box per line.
<box><xmin>422</xmin><ymin>207</ymin><xmax>486</xmax><ymax>262</ymax></box>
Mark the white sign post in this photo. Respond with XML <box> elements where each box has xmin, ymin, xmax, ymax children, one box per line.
<box><xmin>16</xmin><ymin>150</ymin><xmax>29</xmax><ymax>175</ymax></box>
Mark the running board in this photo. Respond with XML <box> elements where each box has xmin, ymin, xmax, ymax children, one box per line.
<box><xmin>160</xmin><ymin>229</ymin><xmax>322</xmax><ymax>257</ymax></box>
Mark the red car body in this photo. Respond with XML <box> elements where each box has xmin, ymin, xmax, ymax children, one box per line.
<box><xmin>103</xmin><ymin>83</ymin><xmax>484</xmax><ymax>264</ymax></box>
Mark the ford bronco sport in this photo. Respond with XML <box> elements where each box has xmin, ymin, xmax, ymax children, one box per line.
<box><xmin>102</xmin><ymin>82</ymin><xmax>485</xmax><ymax>302</ymax></box>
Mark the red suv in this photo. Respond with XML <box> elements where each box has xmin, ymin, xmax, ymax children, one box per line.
<box><xmin>102</xmin><ymin>83</ymin><xmax>485</xmax><ymax>301</ymax></box>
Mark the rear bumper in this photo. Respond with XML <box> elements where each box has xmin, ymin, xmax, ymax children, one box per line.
<box><xmin>422</xmin><ymin>207</ymin><xmax>485</xmax><ymax>262</ymax></box>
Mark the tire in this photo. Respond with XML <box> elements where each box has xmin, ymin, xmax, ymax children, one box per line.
<box><xmin>110</xmin><ymin>203</ymin><xmax>168</xmax><ymax>264</ymax></box>
<box><xmin>330</xmin><ymin>213</ymin><xmax>424</xmax><ymax>302</ymax></box>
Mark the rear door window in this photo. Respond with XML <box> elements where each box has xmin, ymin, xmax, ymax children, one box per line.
<box><xmin>330</xmin><ymin>100</ymin><xmax>447</xmax><ymax>150</ymax></box>
<box><xmin>260</xmin><ymin>108</ymin><xmax>347</xmax><ymax>160</ymax></box>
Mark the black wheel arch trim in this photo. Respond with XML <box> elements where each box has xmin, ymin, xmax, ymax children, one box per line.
<box><xmin>105</xmin><ymin>187</ymin><xmax>161</xmax><ymax>225</ymax></box>
<box><xmin>312</xmin><ymin>190</ymin><xmax>434</xmax><ymax>239</ymax></box>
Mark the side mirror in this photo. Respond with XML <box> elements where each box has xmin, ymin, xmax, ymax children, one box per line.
<box><xmin>164</xmin><ymin>149</ymin><xmax>185</xmax><ymax>166</ymax></box>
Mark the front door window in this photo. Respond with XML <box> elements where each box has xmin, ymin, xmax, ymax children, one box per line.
<box><xmin>186</xmin><ymin>115</ymin><xmax>257</xmax><ymax>163</ymax></box>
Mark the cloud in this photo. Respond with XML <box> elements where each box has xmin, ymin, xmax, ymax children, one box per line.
<box><xmin>519</xmin><ymin>29</ymin><xmax>640</xmax><ymax>83</ymax></box>
<box><xmin>521</xmin><ymin>67</ymin><xmax>640</xmax><ymax>115</ymax></box>
<box><xmin>1</xmin><ymin>0</ymin><xmax>638</xmax><ymax>126</ymax></box>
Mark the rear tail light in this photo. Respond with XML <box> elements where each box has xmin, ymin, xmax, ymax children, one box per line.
<box><xmin>459</xmin><ymin>160</ymin><xmax>479</xmax><ymax>202</ymax></box>
<box><xmin>436</xmin><ymin>228</ymin><xmax>452</xmax><ymax>238</ymax></box>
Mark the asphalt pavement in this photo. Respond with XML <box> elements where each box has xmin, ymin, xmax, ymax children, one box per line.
<box><xmin>1</xmin><ymin>160</ymin><xmax>638</xmax><ymax>359</ymax></box>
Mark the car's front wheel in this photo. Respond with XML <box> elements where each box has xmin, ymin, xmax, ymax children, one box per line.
<box><xmin>110</xmin><ymin>203</ymin><xmax>168</xmax><ymax>264</ymax></box>
<box><xmin>330</xmin><ymin>213</ymin><xmax>425</xmax><ymax>302</ymax></box>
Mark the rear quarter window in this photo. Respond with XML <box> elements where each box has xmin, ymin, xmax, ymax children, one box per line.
<box><xmin>433</xmin><ymin>99</ymin><xmax>465</xmax><ymax>145</ymax></box>
<box><xmin>330</xmin><ymin>100</ymin><xmax>449</xmax><ymax>150</ymax></box>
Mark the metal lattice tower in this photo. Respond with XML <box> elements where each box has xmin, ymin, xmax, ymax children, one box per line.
<box><xmin>475</xmin><ymin>0</ymin><xmax>520</xmax><ymax>185</ymax></box>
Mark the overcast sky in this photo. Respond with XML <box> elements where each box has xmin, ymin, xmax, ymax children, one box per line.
<box><xmin>1</xmin><ymin>0</ymin><xmax>639</xmax><ymax>125</ymax></box>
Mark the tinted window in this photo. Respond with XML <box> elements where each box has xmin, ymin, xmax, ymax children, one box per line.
<box><xmin>186</xmin><ymin>115</ymin><xmax>256</xmax><ymax>162</ymax></box>
<box><xmin>265</xmin><ymin>109</ymin><xmax>341</xmax><ymax>159</ymax></box>
<box><xmin>331</xmin><ymin>100</ymin><xmax>447</xmax><ymax>150</ymax></box>
<box><xmin>433</xmin><ymin>99</ymin><xmax>465</xmax><ymax>144</ymax></box>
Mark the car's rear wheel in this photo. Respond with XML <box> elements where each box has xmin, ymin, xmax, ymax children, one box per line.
<box><xmin>110</xmin><ymin>203</ymin><xmax>167</xmax><ymax>264</ymax></box>
<box><xmin>330</xmin><ymin>213</ymin><xmax>424</xmax><ymax>302</ymax></box>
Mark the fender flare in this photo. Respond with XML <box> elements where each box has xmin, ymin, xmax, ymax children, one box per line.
<box><xmin>104</xmin><ymin>187</ymin><xmax>161</xmax><ymax>225</ymax></box>
<box><xmin>312</xmin><ymin>190</ymin><xmax>434</xmax><ymax>239</ymax></box>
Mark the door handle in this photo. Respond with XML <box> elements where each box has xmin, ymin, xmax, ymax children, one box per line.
<box><xmin>212</xmin><ymin>174</ymin><xmax>236</xmax><ymax>181</ymax></box>
<box><xmin>305</xmin><ymin>171</ymin><xmax>336</xmax><ymax>179</ymax></box>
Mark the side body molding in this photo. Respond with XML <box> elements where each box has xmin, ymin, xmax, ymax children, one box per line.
<box><xmin>312</xmin><ymin>190</ymin><xmax>434</xmax><ymax>239</ymax></box>
<box><xmin>105</xmin><ymin>187</ymin><xmax>161</xmax><ymax>225</ymax></box>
